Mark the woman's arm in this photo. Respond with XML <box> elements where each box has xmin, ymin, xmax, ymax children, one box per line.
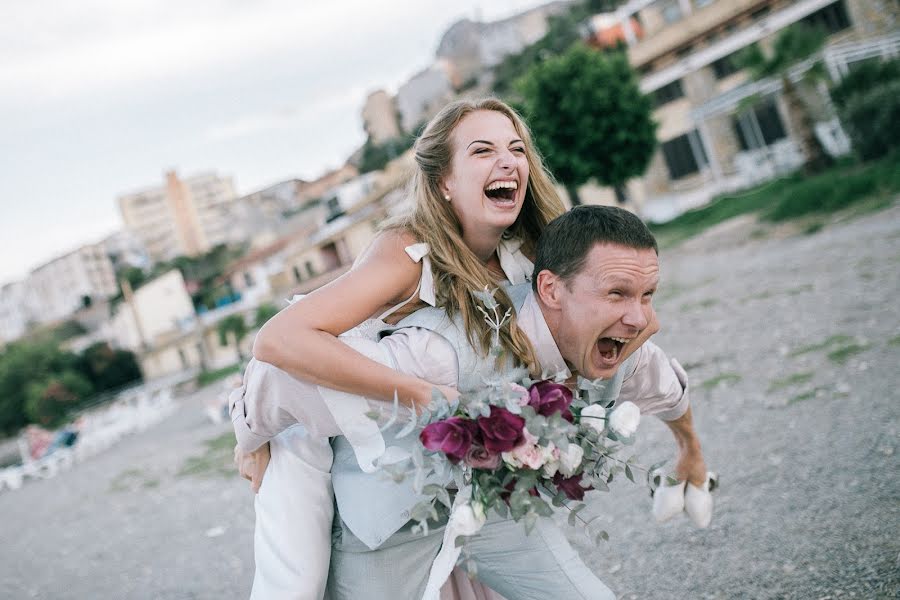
<box><xmin>252</xmin><ymin>229</ymin><xmax>435</xmax><ymax>407</ymax></box>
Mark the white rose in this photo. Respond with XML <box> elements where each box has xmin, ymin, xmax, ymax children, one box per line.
<box><xmin>542</xmin><ymin>443</ymin><xmax>560</xmax><ymax>478</ymax></box>
<box><xmin>609</xmin><ymin>401</ymin><xmax>641</xmax><ymax>438</ymax></box>
<box><xmin>580</xmin><ymin>404</ymin><xmax>607</xmax><ymax>432</ymax></box>
<box><xmin>558</xmin><ymin>443</ymin><xmax>584</xmax><ymax>477</ymax></box>
<box><xmin>450</xmin><ymin>502</ymin><xmax>486</xmax><ymax>536</ymax></box>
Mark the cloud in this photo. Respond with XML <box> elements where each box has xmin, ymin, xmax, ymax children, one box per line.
<box><xmin>0</xmin><ymin>0</ymin><xmax>390</xmax><ymax>102</ymax></box>
<box><xmin>203</xmin><ymin>86</ymin><xmax>368</xmax><ymax>142</ymax></box>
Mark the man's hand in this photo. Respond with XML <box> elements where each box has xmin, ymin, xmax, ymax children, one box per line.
<box><xmin>234</xmin><ymin>442</ymin><xmax>271</xmax><ymax>493</ymax></box>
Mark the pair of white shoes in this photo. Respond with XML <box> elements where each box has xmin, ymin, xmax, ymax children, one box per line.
<box><xmin>651</xmin><ymin>471</ymin><xmax>718</xmax><ymax>528</ymax></box>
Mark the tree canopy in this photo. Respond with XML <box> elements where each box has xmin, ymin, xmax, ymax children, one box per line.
<box><xmin>518</xmin><ymin>45</ymin><xmax>656</xmax><ymax>203</ymax></box>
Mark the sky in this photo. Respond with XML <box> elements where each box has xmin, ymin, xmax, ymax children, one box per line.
<box><xmin>0</xmin><ymin>0</ymin><xmax>551</xmax><ymax>286</ymax></box>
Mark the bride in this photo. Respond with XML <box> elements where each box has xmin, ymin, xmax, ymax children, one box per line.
<box><xmin>233</xmin><ymin>98</ymin><xmax>653</xmax><ymax>599</ymax></box>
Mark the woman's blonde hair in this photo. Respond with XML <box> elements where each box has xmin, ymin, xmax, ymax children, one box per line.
<box><xmin>387</xmin><ymin>98</ymin><xmax>565</xmax><ymax>371</ymax></box>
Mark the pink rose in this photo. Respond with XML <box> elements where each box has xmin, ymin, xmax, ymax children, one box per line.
<box><xmin>509</xmin><ymin>383</ymin><xmax>531</xmax><ymax>406</ymax></box>
<box><xmin>528</xmin><ymin>380</ymin><xmax>574</xmax><ymax>422</ymax></box>
<box><xmin>553</xmin><ymin>472</ymin><xmax>592</xmax><ymax>501</ymax></box>
<box><xmin>510</xmin><ymin>443</ymin><xmax>547</xmax><ymax>470</ymax></box>
<box><xmin>420</xmin><ymin>417</ymin><xmax>478</xmax><ymax>462</ymax></box>
<box><xmin>464</xmin><ymin>443</ymin><xmax>501</xmax><ymax>469</ymax></box>
<box><xmin>477</xmin><ymin>406</ymin><xmax>526</xmax><ymax>454</ymax></box>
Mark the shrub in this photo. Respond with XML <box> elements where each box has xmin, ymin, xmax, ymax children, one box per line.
<box><xmin>24</xmin><ymin>371</ymin><xmax>94</xmax><ymax>427</ymax></box>
<box><xmin>837</xmin><ymin>80</ymin><xmax>900</xmax><ymax>161</ymax></box>
<box><xmin>830</xmin><ymin>59</ymin><xmax>900</xmax><ymax>109</ymax></box>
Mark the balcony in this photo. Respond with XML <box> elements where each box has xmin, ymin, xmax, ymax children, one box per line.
<box><xmin>628</xmin><ymin>0</ymin><xmax>768</xmax><ymax>68</ymax></box>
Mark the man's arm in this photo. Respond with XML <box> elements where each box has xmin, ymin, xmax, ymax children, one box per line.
<box><xmin>619</xmin><ymin>342</ymin><xmax>707</xmax><ymax>485</ymax></box>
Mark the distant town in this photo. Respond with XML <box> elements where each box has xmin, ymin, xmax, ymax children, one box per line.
<box><xmin>0</xmin><ymin>0</ymin><xmax>892</xmax><ymax>391</ymax></box>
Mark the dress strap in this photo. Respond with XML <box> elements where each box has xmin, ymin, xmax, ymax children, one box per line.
<box><xmin>376</xmin><ymin>242</ymin><xmax>437</xmax><ymax>322</ymax></box>
<box><xmin>498</xmin><ymin>237</ymin><xmax>534</xmax><ymax>285</ymax></box>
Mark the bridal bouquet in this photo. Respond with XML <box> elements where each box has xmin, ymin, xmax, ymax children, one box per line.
<box><xmin>372</xmin><ymin>288</ymin><xmax>656</xmax><ymax>550</ymax></box>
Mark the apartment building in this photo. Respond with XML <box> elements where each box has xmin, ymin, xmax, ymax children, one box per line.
<box><xmin>0</xmin><ymin>281</ymin><xmax>31</xmax><ymax>345</ymax></box>
<box><xmin>27</xmin><ymin>242</ymin><xmax>119</xmax><ymax>325</ymax></box>
<box><xmin>362</xmin><ymin>90</ymin><xmax>402</xmax><ymax>144</ymax></box>
<box><xmin>597</xmin><ymin>0</ymin><xmax>897</xmax><ymax>220</ymax></box>
<box><xmin>118</xmin><ymin>170</ymin><xmax>237</xmax><ymax>263</ymax></box>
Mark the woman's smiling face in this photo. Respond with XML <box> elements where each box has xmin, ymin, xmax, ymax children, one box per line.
<box><xmin>441</xmin><ymin>110</ymin><xmax>530</xmax><ymax>240</ymax></box>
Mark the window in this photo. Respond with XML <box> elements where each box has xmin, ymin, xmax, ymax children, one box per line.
<box><xmin>292</xmin><ymin>265</ymin><xmax>302</xmax><ymax>282</ymax></box>
<box><xmin>653</xmin><ymin>79</ymin><xmax>685</xmax><ymax>107</ymax></box>
<box><xmin>801</xmin><ymin>0</ymin><xmax>851</xmax><ymax>34</ymax></box>
<box><xmin>711</xmin><ymin>52</ymin><xmax>741</xmax><ymax>79</ymax></box>
<box><xmin>661</xmin><ymin>130</ymin><xmax>709</xmax><ymax>180</ymax></box>
<box><xmin>660</xmin><ymin>0</ymin><xmax>682</xmax><ymax>24</ymax></box>
<box><xmin>243</xmin><ymin>271</ymin><xmax>255</xmax><ymax>287</ymax></box>
<box><xmin>751</xmin><ymin>6</ymin><xmax>770</xmax><ymax>21</ymax></box>
<box><xmin>305</xmin><ymin>261</ymin><xmax>316</xmax><ymax>278</ymax></box>
<box><xmin>732</xmin><ymin>99</ymin><xmax>787</xmax><ymax>150</ymax></box>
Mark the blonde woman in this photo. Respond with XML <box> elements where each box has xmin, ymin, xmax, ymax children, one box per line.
<box><xmin>233</xmin><ymin>99</ymin><xmax>654</xmax><ymax>598</ymax></box>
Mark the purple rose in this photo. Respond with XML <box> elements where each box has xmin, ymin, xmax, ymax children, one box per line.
<box><xmin>477</xmin><ymin>406</ymin><xmax>526</xmax><ymax>454</ymax></box>
<box><xmin>463</xmin><ymin>443</ymin><xmax>501</xmax><ymax>470</ymax></box>
<box><xmin>420</xmin><ymin>417</ymin><xmax>478</xmax><ymax>462</ymax></box>
<box><xmin>553</xmin><ymin>472</ymin><xmax>592</xmax><ymax>501</ymax></box>
<box><xmin>528</xmin><ymin>380</ymin><xmax>574</xmax><ymax>422</ymax></box>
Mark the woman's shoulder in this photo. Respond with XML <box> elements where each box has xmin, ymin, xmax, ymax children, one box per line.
<box><xmin>349</xmin><ymin>228</ymin><xmax>423</xmax><ymax>301</ymax></box>
<box><xmin>366</xmin><ymin>227</ymin><xmax>421</xmax><ymax>258</ymax></box>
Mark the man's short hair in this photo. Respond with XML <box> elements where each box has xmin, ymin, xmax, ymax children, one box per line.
<box><xmin>532</xmin><ymin>205</ymin><xmax>658</xmax><ymax>289</ymax></box>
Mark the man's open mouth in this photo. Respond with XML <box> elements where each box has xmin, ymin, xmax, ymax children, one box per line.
<box><xmin>484</xmin><ymin>180</ymin><xmax>518</xmax><ymax>205</ymax></box>
<box><xmin>596</xmin><ymin>336</ymin><xmax>629</xmax><ymax>364</ymax></box>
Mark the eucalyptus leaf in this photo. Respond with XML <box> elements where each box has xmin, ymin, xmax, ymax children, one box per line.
<box><xmin>567</xmin><ymin>503</ymin><xmax>586</xmax><ymax>527</ymax></box>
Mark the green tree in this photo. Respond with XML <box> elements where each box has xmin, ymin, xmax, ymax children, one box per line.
<box><xmin>77</xmin><ymin>342</ymin><xmax>143</xmax><ymax>391</ymax></box>
<box><xmin>739</xmin><ymin>25</ymin><xmax>831</xmax><ymax>173</ymax></box>
<box><xmin>25</xmin><ymin>370</ymin><xmax>94</xmax><ymax>427</ymax></box>
<box><xmin>218</xmin><ymin>314</ymin><xmax>249</xmax><ymax>361</ymax></box>
<box><xmin>518</xmin><ymin>45</ymin><xmax>656</xmax><ymax>205</ymax></box>
<box><xmin>829</xmin><ymin>59</ymin><xmax>900</xmax><ymax>161</ymax></box>
<box><xmin>0</xmin><ymin>341</ymin><xmax>83</xmax><ymax>433</ymax></box>
<box><xmin>358</xmin><ymin>135</ymin><xmax>415</xmax><ymax>174</ymax></box>
<box><xmin>254</xmin><ymin>303</ymin><xmax>279</xmax><ymax>329</ymax></box>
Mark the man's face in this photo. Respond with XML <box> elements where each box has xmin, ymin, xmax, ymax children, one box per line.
<box><xmin>551</xmin><ymin>243</ymin><xmax>659</xmax><ymax>380</ymax></box>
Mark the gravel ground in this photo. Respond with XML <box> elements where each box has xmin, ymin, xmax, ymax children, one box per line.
<box><xmin>1</xmin><ymin>203</ymin><xmax>898</xmax><ymax>600</ymax></box>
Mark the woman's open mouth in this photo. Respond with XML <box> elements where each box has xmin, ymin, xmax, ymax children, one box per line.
<box><xmin>484</xmin><ymin>180</ymin><xmax>518</xmax><ymax>206</ymax></box>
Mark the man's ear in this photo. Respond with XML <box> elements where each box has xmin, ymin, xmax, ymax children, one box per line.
<box><xmin>535</xmin><ymin>269</ymin><xmax>564</xmax><ymax>310</ymax></box>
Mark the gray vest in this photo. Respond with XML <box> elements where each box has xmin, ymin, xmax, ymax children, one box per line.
<box><xmin>330</xmin><ymin>283</ymin><xmax>634</xmax><ymax>549</ymax></box>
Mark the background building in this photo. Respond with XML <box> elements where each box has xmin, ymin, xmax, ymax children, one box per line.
<box><xmin>600</xmin><ymin>0</ymin><xmax>898</xmax><ymax>220</ymax></box>
<box><xmin>118</xmin><ymin>170</ymin><xmax>237</xmax><ymax>263</ymax></box>
<box><xmin>26</xmin><ymin>242</ymin><xmax>119</xmax><ymax>326</ymax></box>
<box><xmin>361</xmin><ymin>90</ymin><xmax>402</xmax><ymax>144</ymax></box>
<box><xmin>0</xmin><ymin>282</ymin><xmax>31</xmax><ymax>346</ymax></box>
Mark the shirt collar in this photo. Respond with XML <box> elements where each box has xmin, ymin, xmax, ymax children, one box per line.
<box><xmin>517</xmin><ymin>290</ymin><xmax>571</xmax><ymax>380</ymax></box>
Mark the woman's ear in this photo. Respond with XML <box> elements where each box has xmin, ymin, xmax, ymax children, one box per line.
<box><xmin>439</xmin><ymin>175</ymin><xmax>453</xmax><ymax>200</ymax></box>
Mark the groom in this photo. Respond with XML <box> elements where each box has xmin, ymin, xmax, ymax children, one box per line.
<box><xmin>234</xmin><ymin>206</ymin><xmax>707</xmax><ymax>598</ymax></box>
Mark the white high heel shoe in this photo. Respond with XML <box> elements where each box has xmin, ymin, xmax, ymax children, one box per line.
<box><xmin>684</xmin><ymin>472</ymin><xmax>717</xmax><ymax>529</ymax></box>
<box><xmin>650</xmin><ymin>470</ymin><xmax>718</xmax><ymax>527</ymax></box>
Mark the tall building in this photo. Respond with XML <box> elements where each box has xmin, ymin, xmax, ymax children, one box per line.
<box><xmin>0</xmin><ymin>281</ymin><xmax>31</xmax><ymax>345</ymax></box>
<box><xmin>597</xmin><ymin>0</ymin><xmax>897</xmax><ymax>220</ymax></box>
<box><xmin>361</xmin><ymin>90</ymin><xmax>402</xmax><ymax>144</ymax></box>
<box><xmin>26</xmin><ymin>242</ymin><xmax>119</xmax><ymax>325</ymax></box>
<box><xmin>118</xmin><ymin>170</ymin><xmax>237</xmax><ymax>262</ymax></box>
